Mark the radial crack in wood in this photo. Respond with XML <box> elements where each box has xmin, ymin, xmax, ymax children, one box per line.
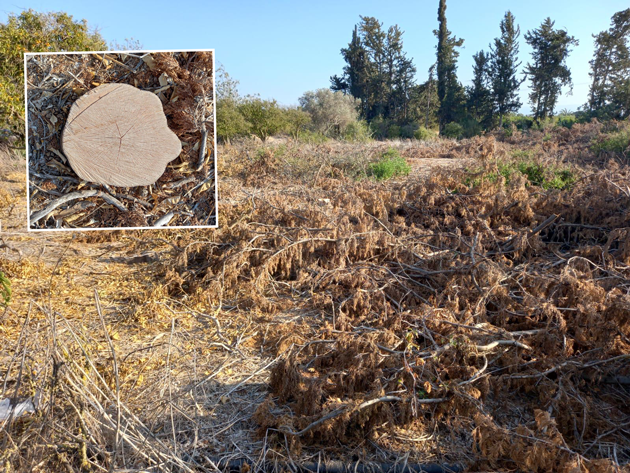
<box><xmin>61</xmin><ymin>83</ymin><xmax>182</xmax><ymax>187</ymax></box>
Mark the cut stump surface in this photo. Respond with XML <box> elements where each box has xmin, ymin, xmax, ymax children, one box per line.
<box><xmin>62</xmin><ymin>83</ymin><xmax>182</xmax><ymax>187</ymax></box>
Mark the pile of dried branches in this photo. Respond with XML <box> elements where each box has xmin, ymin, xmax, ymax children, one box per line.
<box><xmin>165</xmin><ymin>133</ymin><xmax>630</xmax><ymax>471</ymax></box>
<box><xmin>26</xmin><ymin>51</ymin><xmax>216</xmax><ymax>229</ymax></box>
<box><xmin>1</xmin><ymin>126</ymin><xmax>628</xmax><ymax>471</ymax></box>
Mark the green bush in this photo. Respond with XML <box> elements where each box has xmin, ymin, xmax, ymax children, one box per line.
<box><xmin>503</xmin><ymin>114</ymin><xmax>534</xmax><ymax>131</ymax></box>
<box><xmin>590</xmin><ymin>128</ymin><xmax>630</xmax><ymax>157</ymax></box>
<box><xmin>387</xmin><ymin>124</ymin><xmax>401</xmax><ymax>139</ymax></box>
<box><xmin>343</xmin><ymin>120</ymin><xmax>372</xmax><ymax>142</ymax></box>
<box><xmin>544</xmin><ymin>169</ymin><xmax>576</xmax><ymax>190</ymax></box>
<box><xmin>0</xmin><ymin>10</ymin><xmax>107</xmax><ymax>142</ymax></box>
<box><xmin>297</xmin><ymin>129</ymin><xmax>329</xmax><ymax>144</ymax></box>
<box><xmin>369</xmin><ymin>117</ymin><xmax>389</xmax><ymax>140</ymax></box>
<box><xmin>461</xmin><ymin>118</ymin><xmax>484</xmax><ymax>138</ymax></box>
<box><xmin>442</xmin><ymin>122</ymin><xmax>464</xmax><ymax>139</ymax></box>
<box><xmin>400</xmin><ymin>123</ymin><xmax>418</xmax><ymax>139</ymax></box>
<box><xmin>283</xmin><ymin>107</ymin><xmax>311</xmax><ymax>139</ymax></box>
<box><xmin>414</xmin><ymin>126</ymin><xmax>438</xmax><ymax>141</ymax></box>
<box><xmin>466</xmin><ymin>156</ymin><xmax>575</xmax><ymax>191</ymax></box>
<box><xmin>368</xmin><ymin>148</ymin><xmax>411</xmax><ymax>181</ymax></box>
<box><xmin>517</xmin><ymin>162</ymin><xmax>545</xmax><ymax>186</ymax></box>
<box><xmin>238</xmin><ymin>97</ymin><xmax>286</xmax><ymax>142</ymax></box>
<box><xmin>556</xmin><ymin>114</ymin><xmax>577</xmax><ymax>129</ymax></box>
<box><xmin>0</xmin><ymin>271</ymin><xmax>11</xmax><ymax>306</ymax></box>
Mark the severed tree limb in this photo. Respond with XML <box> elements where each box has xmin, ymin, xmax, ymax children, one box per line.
<box><xmin>501</xmin><ymin>213</ymin><xmax>559</xmax><ymax>253</ymax></box>
<box><xmin>476</xmin><ymin>340</ymin><xmax>532</xmax><ymax>351</ymax></box>
<box><xmin>195</xmin><ymin>127</ymin><xmax>209</xmax><ymax>172</ymax></box>
<box><xmin>153</xmin><ymin>211</ymin><xmax>176</xmax><ymax>227</ymax></box>
<box><xmin>30</xmin><ymin>190</ymin><xmax>127</xmax><ymax>225</ymax></box>
<box><xmin>508</xmin><ymin>353</ymin><xmax>630</xmax><ymax>380</ymax></box>
<box><xmin>280</xmin><ymin>395</ymin><xmax>449</xmax><ymax>437</ymax></box>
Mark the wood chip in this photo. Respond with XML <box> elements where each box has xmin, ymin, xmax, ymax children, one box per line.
<box><xmin>61</xmin><ymin>83</ymin><xmax>182</xmax><ymax>187</ymax></box>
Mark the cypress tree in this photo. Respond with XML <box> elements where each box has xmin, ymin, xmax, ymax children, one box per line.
<box><xmin>435</xmin><ymin>0</ymin><xmax>465</xmax><ymax>131</ymax></box>
<box><xmin>524</xmin><ymin>18</ymin><xmax>578</xmax><ymax>121</ymax></box>
<box><xmin>587</xmin><ymin>9</ymin><xmax>630</xmax><ymax>119</ymax></box>
<box><xmin>333</xmin><ymin>17</ymin><xmax>416</xmax><ymax>123</ymax></box>
<box><xmin>467</xmin><ymin>51</ymin><xmax>494</xmax><ymax>128</ymax></box>
<box><xmin>489</xmin><ymin>11</ymin><xmax>523</xmax><ymax>128</ymax></box>
<box><xmin>331</xmin><ymin>25</ymin><xmax>370</xmax><ymax>117</ymax></box>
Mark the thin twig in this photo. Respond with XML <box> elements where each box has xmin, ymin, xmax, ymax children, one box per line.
<box><xmin>95</xmin><ymin>290</ymin><xmax>121</xmax><ymax>472</ymax></box>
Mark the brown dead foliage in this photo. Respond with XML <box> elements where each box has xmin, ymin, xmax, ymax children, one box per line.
<box><xmin>160</xmin><ymin>129</ymin><xmax>630</xmax><ymax>470</ymax></box>
<box><xmin>2</xmin><ymin>125</ymin><xmax>629</xmax><ymax>471</ymax></box>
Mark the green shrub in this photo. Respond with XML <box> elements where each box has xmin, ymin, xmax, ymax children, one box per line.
<box><xmin>0</xmin><ymin>271</ymin><xmax>11</xmax><ymax>306</ymax></box>
<box><xmin>465</xmin><ymin>156</ymin><xmax>575</xmax><ymax>191</ymax></box>
<box><xmin>517</xmin><ymin>162</ymin><xmax>546</xmax><ymax>186</ymax></box>
<box><xmin>238</xmin><ymin>97</ymin><xmax>286</xmax><ymax>142</ymax></box>
<box><xmin>368</xmin><ymin>148</ymin><xmax>411</xmax><ymax>180</ymax></box>
<box><xmin>590</xmin><ymin>128</ymin><xmax>630</xmax><ymax>156</ymax></box>
<box><xmin>544</xmin><ymin>169</ymin><xmax>576</xmax><ymax>190</ymax></box>
<box><xmin>442</xmin><ymin>122</ymin><xmax>464</xmax><ymax>139</ymax></box>
<box><xmin>387</xmin><ymin>124</ymin><xmax>401</xmax><ymax>139</ymax></box>
<box><xmin>0</xmin><ymin>10</ymin><xmax>107</xmax><ymax>143</ymax></box>
<box><xmin>556</xmin><ymin>114</ymin><xmax>576</xmax><ymax>129</ymax></box>
<box><xmin>414</xmin><ymin>126</ymin><xmax>438</xmax><ymax>141</ymax></box>
<box><xmin>343</xmin><ymin>120</ymin><xmax>372</xmax><ymax>142</ymax></box>
<box><xmin>369</xmin><ymin>117</ymin><xmax>389</xmax><ymax>140</ymax></box>
<box><xmin>503</xmin><ymin>114</ymin><xmax>534</xmax><ymax>131</ymax></box>
<box><xmin>297</xmin><ymin>129</ymin><xmax>329</xmax><ymax>144</ymax></box>
<box><xmin>461</xmin><ymin>117</ymin><xmax>483</xmax><ymax>138</ymax></box>
<box><xmin>400</xmin><ymin>123</ymin><xmax>418</xmax><ymax>139</ymax></box>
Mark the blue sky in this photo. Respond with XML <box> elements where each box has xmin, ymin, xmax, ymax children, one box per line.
<box><xmin>2</xmin><ymin>1</ymin><xmax>628</xmax><ymax>113</ymax></box>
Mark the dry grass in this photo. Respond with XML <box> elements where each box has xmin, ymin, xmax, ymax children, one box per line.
<box><xmin>1</xmin><ymin>125</ymin><xmax>629</xmax><ymax>472</ymax></box>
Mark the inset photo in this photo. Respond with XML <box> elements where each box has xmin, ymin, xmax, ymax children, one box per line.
<box><xmin>25</xmin><ymin>49</ymin><xmax>216</xmax><ymax>230</ymax></box>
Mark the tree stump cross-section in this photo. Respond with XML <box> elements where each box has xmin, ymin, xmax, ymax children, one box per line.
<box><xmin>61</xmin><ymin>83</ymin><xmax>182</xmax><ymax>187</ymax></box>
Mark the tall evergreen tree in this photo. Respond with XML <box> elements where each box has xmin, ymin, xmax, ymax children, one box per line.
<box><xmin>332</xmin><ymin>16</ymin><xmax>416</xmax><ymax>122</ymax></box>
<box><xmin>467</xmin><ymin>51</ymin><xmax>494</xmax><ymax>128</ymax></box>
<box><xmin>435</xmin><ymin>0</ymin><xmax>465</xmax><ymax>131</ymax></box>
<box><xmin>587</xmin><ymin>9</ymin><xmax>630</xmax><ymax>119</ymax></box>
<box><xmin>409</xmin><ymin>66</ymin><xmax>438</xmax><ymax>129</ymax></box>
<box><xmin>524</xmin><ymin>18</ymin><xmax>578</xmax><ymax>121</ymax></box>
<box><xmin>489</xmin><ymin>11</ymin><xmax>523</xmax><ymax>128</ymax></box>
<box><xmin>331</xmin><ymin>25</ymin><xmax>369</xmax><ymax>115</ymax></box>
<box><xmin>360</xmin><ymin>16</ymin><xmax>387</xmax><ymax>118</ymax></box>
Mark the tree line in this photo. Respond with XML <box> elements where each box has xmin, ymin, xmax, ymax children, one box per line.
<box><xmin>1</xmin><ymin>5</ymin><xmax>628</xmax><ymax>144</ymax></box>
<box><xmin>330</xmin><ymin>2</ymin><xmax>629</xmax><ymax>139</ymax></box>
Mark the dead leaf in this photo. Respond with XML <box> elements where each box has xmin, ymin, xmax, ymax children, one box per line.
<box><xmin>195</xmin><ymin>180</ymin><xmax>213</xmax><ymax>194</ymax></box>
<box><xmin>49</xmin><ymin>147</ymin><xmax>66</xmax><ymax>163</ymax></box>
<box><xmin>154</xmin><ymin>85</ymin><xmax>170</xmax><ymax>94</ymax></box>
<box><xmin>142</xmin><ymin>54</ymin><xmax>156</xmax><ymax>70</ymax></box>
